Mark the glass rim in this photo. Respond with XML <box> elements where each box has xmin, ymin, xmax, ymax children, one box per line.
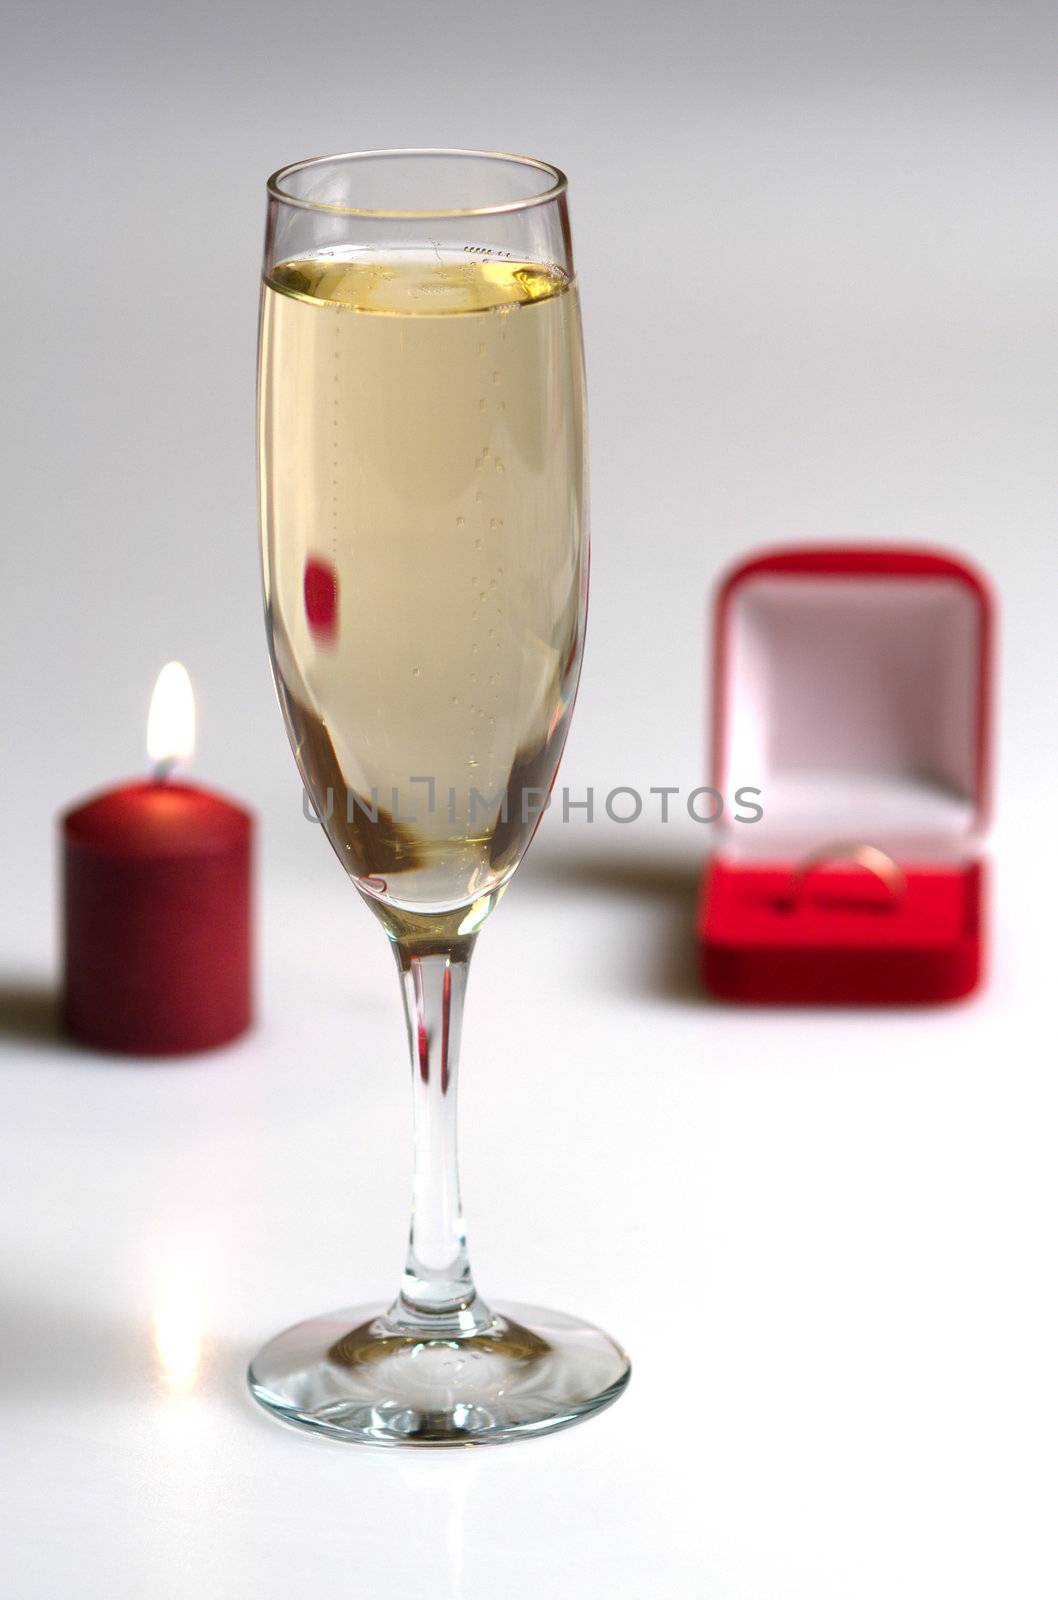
<box><xmin>266</xmin><ymin>147</ymin><xmax>568</xmax><ymax>220</ymax></box>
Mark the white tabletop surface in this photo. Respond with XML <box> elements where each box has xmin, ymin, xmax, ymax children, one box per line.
<box><xmin>3</xmin><ymin>812</ymin><xmax>1057</xmax><ymax>1598</ymax></box>
<box><xmin>4</xmin><ymin>0</ymin><xmax>1058</xmax><ymax>1592</ymax></box>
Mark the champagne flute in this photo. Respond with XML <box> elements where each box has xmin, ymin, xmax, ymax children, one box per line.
<box><xmin>250</xmin><ymin>149</ymin><xmax>629</xmax><ymax>1445</ymax></box>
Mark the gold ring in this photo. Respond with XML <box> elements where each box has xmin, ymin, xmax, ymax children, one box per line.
<box><xmin>791</xmin><ymin>841</ymin><xmax>906</xmax><ymax>904</ymax></box>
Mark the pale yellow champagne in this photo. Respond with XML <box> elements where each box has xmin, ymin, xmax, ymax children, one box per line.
<box><xmin>259</xmin><ymin>252</ymin><xmax>587</xmax><ymax>929</ymax></box>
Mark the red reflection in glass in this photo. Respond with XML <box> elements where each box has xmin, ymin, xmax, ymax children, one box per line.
<box><xmin>304</xmin><ymin>558</ymin><xmax>338</xmax><ymax>644</ymax></box>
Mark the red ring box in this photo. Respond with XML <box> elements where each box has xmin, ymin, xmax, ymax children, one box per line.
<box><xmin>698</xmin><ymin>547</ymin><xmax>993</xmax><ymax>1005</ymax></box>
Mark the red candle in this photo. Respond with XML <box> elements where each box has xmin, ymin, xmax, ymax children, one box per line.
<box><xmin>61</xmin><ymin>665</ymin><xmax>253</xmax><ymax>1055</ymax></box>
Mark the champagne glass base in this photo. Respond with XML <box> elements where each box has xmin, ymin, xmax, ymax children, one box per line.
<box><xmin>247</xmin><ymin>1300</ymin><xmax>630</xmax><ymax>1446</ymax></box>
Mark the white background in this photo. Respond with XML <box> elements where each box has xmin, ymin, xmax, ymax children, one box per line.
<box><xmin>2</xmin><ymin>3</ymin><xmax>1057</xmax><ymax>1595</ymax></box>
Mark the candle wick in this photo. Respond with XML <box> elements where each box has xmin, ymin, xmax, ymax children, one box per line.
<box><xmin>152</xmin><ymin>758</ymin><xmax>178</xmax><ymax>784</ymax></box>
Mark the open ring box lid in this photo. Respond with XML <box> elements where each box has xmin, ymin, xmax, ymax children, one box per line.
<box><xmin>697</xmin><ymin>547</ymin><xmax>993</xmax><ymax>1004</ymax></box>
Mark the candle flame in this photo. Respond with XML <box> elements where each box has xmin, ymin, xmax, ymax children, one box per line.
<box><xmin>147</xmin><ymin>662</ymin><xmax>195</xmax><ymax>771</ymax></box>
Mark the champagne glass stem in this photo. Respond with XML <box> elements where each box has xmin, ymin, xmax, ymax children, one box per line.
<box><xmin>390</xmin><ymin>938</ymin><xmax>490</xmax><ymax>1335</ymax></box>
